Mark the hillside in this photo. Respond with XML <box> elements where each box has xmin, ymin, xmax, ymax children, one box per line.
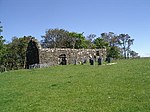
<box><xmin>0</xmin><ymin>58</ymin><xmax>150</xmax><ymax>112</ymax></box>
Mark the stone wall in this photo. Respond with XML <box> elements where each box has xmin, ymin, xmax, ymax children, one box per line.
<box><xmin>39</xmin><ymin>48</ymin><xmax>106</xmax><ymax>65</ymax></box>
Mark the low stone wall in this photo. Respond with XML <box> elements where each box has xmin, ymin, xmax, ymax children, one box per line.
<box><xmin>39</xmin><ymin>48</ymin><xmax>106</xmax><ymax>65</ymax></box>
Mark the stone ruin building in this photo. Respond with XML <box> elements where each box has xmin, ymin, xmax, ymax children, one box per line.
<box><xmin>26</xmin><ymin>39</ymin><xmax>106</xmax><ymax>68</ymax></box>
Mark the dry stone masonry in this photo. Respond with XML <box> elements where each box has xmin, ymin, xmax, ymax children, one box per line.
<box><xmin>39</xmin><ymin>48</ymin><xmax>106</xmax><ymax>65</ymax></box>
<box><xmin>26</xmin><ymin>39</ymin><xmax>106</xmax><ymax>68</ymax></box>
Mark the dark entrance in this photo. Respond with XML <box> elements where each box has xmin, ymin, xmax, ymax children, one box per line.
<box><xmin>26</xmin><ymin>39</ymin><xmax>39</xmax><ymax>69</ymax></box>
<box><xmin>59</xmin><ymin>54</ymin><xmax>67</xmax><ymax>65</ymax></box>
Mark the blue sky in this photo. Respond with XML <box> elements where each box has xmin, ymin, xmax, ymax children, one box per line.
<box><xmin>0</xmin><ymin>0</ymin><xmax>150</xmax><ymax>57</ymax></box>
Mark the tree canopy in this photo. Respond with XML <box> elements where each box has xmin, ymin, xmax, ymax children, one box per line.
<box><xmin>0</xmin><ymin>25</ymin><xmax>138</xmax><ymax>71</ymax></box>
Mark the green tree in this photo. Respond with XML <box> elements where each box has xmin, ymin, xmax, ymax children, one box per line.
<box><xmin>0</xmin><ymin>22</ymin><xmax>7</xmax><ymax>68</ymax></box>
<box><xmin>93</xmin><ymin>37</ymin><xmax>109</xmax><ymax>49</ymax></box>
<box><xmin>3</xmin><ymin>36</ymin><xmax>32</xmax><ymax>70</ymax></box>
<box><xmin>0</xmin><ymin>21</ymin><xmax>3</xmax><ymax>35</ymax></box>
<box><xmin>130</xmin><ymin>50</ymin><xmax>139</xmax><ymax>58</ymax></box>
<box><xmin>101</xmin><ymin>32</ymin><xmax>119</xmax><ymax>47</ymax></box>
<box><xmin>0</xmin><ymin>36</ymin><xmax>6</xmax><ymax>66</ymax></box>
<box><xmin>118</xmin><ymin>34</ymin><xmax>134</xmax><ymax>58</ymax></box>
<box><xmin>86</xmin><ymin>34</ymin><xmax>96</xmax><ymax>48</ymax></box>
<box><xmin>42</xmin><ymin>29</ymin><xmax>88</xmax><ymax>49</ymax></box>
<box><xmin>74</xmin><ymin>32</ymin><xmax>88</xmax><ymax>49</ymax></box>
<box><xmin>127</xmin><ymin>39</ymin><xmax>134</xmax><ymax>58</ymax></box>
<box><xmin>68</xmin><ymin>32</ymin><xmax>79</xmax><ymax>49</ymax></box>
<box><xmin>41</xmin><ymin>28</ymin><xmax>70</xmax><ymax>48</ymax></box>
<box><xmin>107</xmin><ymin>46</ymin><xmax>121</xmax><ymax>59</ymax></box>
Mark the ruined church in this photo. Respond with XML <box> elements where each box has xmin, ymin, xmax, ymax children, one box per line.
<box><xmin>26</xmin><ymin>39</ymin><xmax>106</xmax><ymax>68</ymax></box>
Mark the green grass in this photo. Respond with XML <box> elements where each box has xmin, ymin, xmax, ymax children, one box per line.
<box><xmin>0</xmin><ymin>58</ymin><xmax>150</xmax><ymax>112</ymax></box>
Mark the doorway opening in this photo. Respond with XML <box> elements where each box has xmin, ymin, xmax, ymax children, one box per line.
<box><xmin>59</xmin><ymin>54</ymin><xmax>67</xmax><ymax>65</ymax></box>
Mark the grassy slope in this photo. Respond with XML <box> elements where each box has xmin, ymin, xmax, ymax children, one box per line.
<box><xmin>0</xmin><ymin>58</ymin><xmax>150</xmax><ymax>112</ymax></box>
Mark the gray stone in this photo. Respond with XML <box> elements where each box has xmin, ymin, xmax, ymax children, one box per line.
<box><xmin>39</xmin><ymin>48</ymin><xmax>106</xmax><ymax>65</ymax></box>
<box><xmin>26</xmin><ymin>40</ymin><xmax>107</xmax><ymax>67</ymax></box>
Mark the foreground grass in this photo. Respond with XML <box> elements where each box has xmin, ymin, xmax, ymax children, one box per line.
<box><xmin>0</xmin><ymin>58</ymin><xmax>150</xmax><ymax>112</ymax></box>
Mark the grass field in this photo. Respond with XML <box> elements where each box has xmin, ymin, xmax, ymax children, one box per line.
<box><xmin>0</xmin><ymin>58</ymin><xmax>150</xmax><ymax>112</ymax></box>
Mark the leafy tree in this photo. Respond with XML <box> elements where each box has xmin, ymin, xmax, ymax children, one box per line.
<box><xmin>0</xmin><ymin>21</ymin><xmax>4</xmax><ymax>50</ymax></box>
<box><xmin>41</xmin><ymin>28</ymin><xmax>70</xmax><ymax>48</ymax></box>
<box><xmin>130</xmin><ymin>50</ymin><xmax>139</xmax><ymax>58</ymax></box>
<box><xmin>126</xmin><ymin>39</ymin><xmax>134</xmax><ymax>58</ymax></box>
<box><xmin>68</xmin><ymin>32</ymin><xmax>95</xmax><ymax>49</ymax></box>
<box><xmin>3</xmin><ymin>36</ymin><xmax>32</xmax><ymax>70</ymax></box>
<box><xmin>93</xmin><ymin>37</ymin><xmax>109</xmax><ymax>49</ymax></box>
<box><xmin>107</xmin><ymin>46</ymin><xmax>121</xmax><ymax>59</ymax></box>
<box><xmin>118</xmin><ymin>34</ymin><xmax>134</xmax><ymax>58</ymax></box>
<box><xmin>0</xmin><ymin>22</ymin><xmax>7</xmax><ymax>68</ymax></box>
<box><xmin>68</xmin><ymin>32</ymin><xmax>81</xmax><ymax>49</ymax></box>
<box><xmin>100</xmin><ymin>32</ymin><xmax>134</xmax><ymax>59</ymax></box>
<box><xmin>74</xmin><ymin>32</ymin><xmax>88</xmax><ymax>49</ymax></box>
<box><xmin>86</xmin><ymin>34</ymin><xmax>96</xmax><ymax>48</ymax></box>
<box><xmin>0</xmin><ymin>21</ymin><xmax>2</xmax><ymax>34</ymax></box>
<box><xmin>101</xmin><ymin>32</ymin><xmax>119</xmax><ymax>47</ymax></box>
<box><xmin>0</xmin><ymin>36</ymin><xmax>6</xmax><ymax>66</ymax></box>
<box><xmin>96</xmin><ymin>32</ymin><xmax>121</xmax><ymax>58</ymax></box>
<box><xmin>41</xmin><ymin>29</ymin><xmax>88</xmax><ymax>49</ymax></box>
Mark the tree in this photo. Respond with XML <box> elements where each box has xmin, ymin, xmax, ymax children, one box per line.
<box><xmin>93</xmin><ymin>37</ymin><xmax>109</xmax><ymax>49</ymax></box>
<box><xmin>101</xmin><ymin>32</ymin><xmax>119</xmax><ymax>47</ymax></box>
<box><xmin>0</xmin><ymin>36</ymin><xmax>6</xmax><ymax>65</ymax></box>
<box><xmin>0</xmin><ymin>22</ymin><xmax>7</xmax><ymax>68</ymax></box>
<box><xmin>130</xmin><ymin>50</ymin><xmax>139</xmax><ymax>58</ymax></box>
<box><xmin>0</xmin><ymin>21</ymin><xmax>4</xmax><ymax>51</ymax></box>
<box><xmin>100</xmin><ymin>32</ymin><xmax>130</xmax><ymax>59</ymax></box>
<box><xmin>68</xmin><ymin>32</ymin><xmax>95</xmax><ymax>49</ymax></box>
<box><xmin>41</xmin><ymin>28</ymin><xmax>70</xmax><ymax>48</ymax></box>
<box><xmin>118</xmin><ymin>34</ymin><xmax>134</xmax><ymax>58</ymax></box>
<box><xmin>68</xmin><ymin>32</ymin><xmax>80</xmax><ymax>49</ymax></box>
<box><xmin>3</xmin><ymin>36</ymin><xmax>32</xmax><ymax>70</ymax></box>
<box><xmin>86</xmin><ymin>34</ymin><xmax>96</xmax><ymax>48</ymax></box>
<box><xmin>127</xmin><ymin>39</ymin><xmax>134</xmax><ymax>58</ymax></box>
<box><xmin>0</xmin><ymin>21</ymin><xmax>2</xmax><ymax>35</ymax></box>
<box><xmin>41</xmin><ymin>29</ymin><xmax>88</xmax><ymax>49</ymax></box>
<box><xmin>107</xmin><ymin>46</ymin><xmax>121</xmax><ymax>59</ymax></box>
<box><xmin>74</xmin><ymin>32</ymin><xmax>88</xmax><ymax>49</ymax></box>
